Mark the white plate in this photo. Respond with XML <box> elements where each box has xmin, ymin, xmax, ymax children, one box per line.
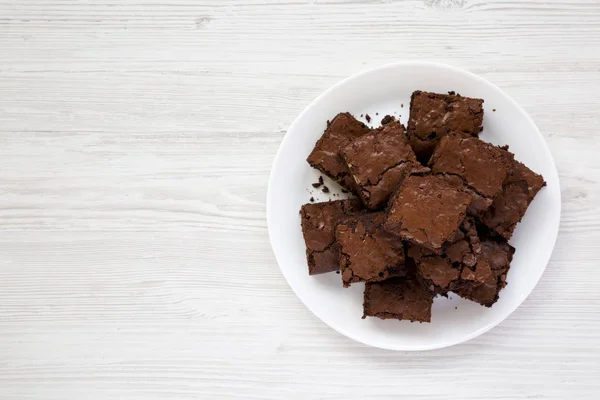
<box><xmin>266</xmin><ymin>61</ymin><xmax>561</xmax><ymax>351</ymax></box>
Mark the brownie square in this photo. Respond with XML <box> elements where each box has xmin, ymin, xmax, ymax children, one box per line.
<box><xmin>428</xmin><ymin>133</ymin><xmax>514</xmax><ymax>216</ymax></box>
<box><xmin>453</xmin><ymin>237</ymin><xmax>515</xmax><ymax>307</ymax></box>
<box><xmin>362</xmin><ymin>277</ymin><xmax>433</xmax><ymax>322</ymax></box>
<box><xmin>407</xmin><ymin>91</ymin><xmax>484</xmax><ymax>162</ymax></box>
<box><xmin>340</xmin><ymin>121</ymin><xmax>428</xmax><ymax>210</ymax></box>
<box><xmin>384</xmin><ymin>174</ymin><xmax>472</xmax><ymax>252</ymax></box>
<box><xmin>336</xmin><ymin>212</ymin><xmax>407</xmax><ymax>287</ymax></box>
<box><xmin>481</xmin><ymin>160</ymin><xmax>546</xmax><ymax>239</ymax></box>
<box><xmin>408</xmin><ymin>217</ymin><xmax>482</xmax><ymax>295</ymax></box>
<box><xmin>300</xmin><ymin>199</ymin><xmax>362</xmax><ymax>275</ymax></box>
<box><xmin>408</xmin><ymin>218</ymin><xmax>515</xmax><ymax>307</ymax></box>
<box><xmin>307</xmin><ymin>112</ymin><xmax>371</xmax><ymax>193</ymax></box>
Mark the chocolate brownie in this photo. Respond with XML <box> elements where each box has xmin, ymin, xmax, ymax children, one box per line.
<box><xmin>384</xmin><ymin>174</ymin><xmax>472</xmax><ymax>252</ymax></box>
<box><xmin>428</xmin><ymin>133</ymin><xmax>513</xmax><ymax>216</ymax></box>
<box><xmin>453</xmin><ymin>236</ymin><xmax>515</xmax><ymax>307</ymax></box>
<box><xmin>407</xmin><ymin>91</ymin><xmax>484</xmax><ymax>162</ymax></box>
<box><xmin>362</xmin><ymin>277</ymin><xmax>433</xmax><ymax>322</ymax></box>
<box><xmin>336</xmin><ymin>212</ymin><xmax>407</xmax><ymax>287</ymax></box>
<box><xmin>409</xmin><ymin>218</ymin><xmax>515</xmax><ymax>307</ymax></box>
<box><xmin>300</xmin><ymin>199</ymin><xmax>362</xmax><ymax>275</ymax></box>
<box><xmin>481</xmin><ymin>160</ymin><xmax>546</xmax><ymax>239</ymax></box>
<box><xmin>408</xmin><ymin>217</ymin><xmax>482</xmax><ymax>295</ymax></box>
<box><xmin>307</xmin><ymin>113</ymin><xmax>370</xmax><ymax>193</ymax></box>
<box><xmin>340</xmin><ymin>121</ymin><xmax>428</xmax><ymax>210</ymax></box>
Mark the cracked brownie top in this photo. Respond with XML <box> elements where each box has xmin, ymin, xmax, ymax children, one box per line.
<box><xmin>306</xmin><ymin>112</ymin><xmax>371</xmax><ymax>194</ymax></box>
<box><xmin>384</xmin><ymin>174</ymin><xmax>472</xmax><ymax>252</ymax></box>
<box><xmin>340</xmin><ymin>121</ymin><xmax>428</xmax><ymax>210</ymax></box>
<box><xmin>480</xmin><ymin>159</ymin><xmax>546</xmax><ymax>239</ymax></box>
<box><xmin>335</xmin><ymin>212</ymin><xmax>407</xmax><ymax>288</ymax></box>
<box><xmin>300</xmin><ymin>199</ymin><xmax>363</xmax><ymax>275</ymax></box>
<box><xmin>407</xmin><ymin>90</ymin><xmax>484</xmax><ymax>163</ymax></box>
<box><xmin>429</xmin><ymin>133</ymin><xmax>513</xmax><ymax>201</ymax></box>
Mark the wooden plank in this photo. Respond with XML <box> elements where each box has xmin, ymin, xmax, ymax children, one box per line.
<box><xmin>0</xmin><ymin>0</ymin><xmax>599</xmax><ymax>398</ymax></box>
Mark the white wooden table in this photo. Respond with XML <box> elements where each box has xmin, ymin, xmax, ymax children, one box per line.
<box><xmin>1</xmin><ymin>1</ymin><xmax>599</xmax><ymax>398</ymax></box>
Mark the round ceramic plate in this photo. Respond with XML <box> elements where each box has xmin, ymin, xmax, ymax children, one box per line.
<box><xmin>266</xmin><ymin>61</ymin><xmax>561</xmax><ymax>351</ymax></box>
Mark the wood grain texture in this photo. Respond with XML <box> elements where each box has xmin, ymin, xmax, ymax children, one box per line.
<box><xmin>0</xmin><ymin>0</ymin><xmax>599</xmax><ymax>398</ymax></box>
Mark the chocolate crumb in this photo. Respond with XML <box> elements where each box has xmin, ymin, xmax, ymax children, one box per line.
<box><xmin>322</xmin><ymin>186</ymin><xmax>330</xmax><ymax>193</ymax></box>
<box><xmin>336</xmin><ymin>270</ymin><xmax>340</xmax><ymax>274</ymax></box>
<box><xmin>360</xmin><ymin>114</ymin><xmax>364</xmax><ymax>117</ymax></box>
<box><xmin>375</xmin><ymin>112</ymin><xmax>379</xmax><ymax>116</ymax></box>
<box><xmin>312</xmin><ymin>176</ymin><xmax>324</xmax><ymax>188</ymax></box>
<box><xmin>381</xmin><ymin>115</ymin><xmax>395</xmax><ymax>125</ymax></box>
<box><xmin>365</xmin><ymin>114</ymin><xmax>371</xmax><ymax>123</ymax></box>
<box><xmin>493</xmin><ymin>108</ymin><xmax>497</xmax><ymax>112</ymax></box>
<box><xmin>341</xmin><ymin>189</ymin><xmax>348</xmax><ymax>193</ymax></box>
<box><xmin>310</xmin><ymin>197</ymin><xmax>314</xmax><ymax>202</ymax></box>
<box><xmin>448</xmin><ymin>91</ymin><xmax>456</xmax><ymax>95</ymax></box>
<box><xmin>401</xmin><ymin>103</ymin><xmax>404</xmax><ymax>108</ymax></box>
<box><xmin>455</xmin><ymin>306</ymin><xmax>458</xmax><ymax>310</ymax></box>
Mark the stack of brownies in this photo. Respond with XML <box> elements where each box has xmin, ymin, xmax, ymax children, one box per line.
<box><xmin>299</xmin><ymin>90</ymin><xmax>546</xmax><ymax>323</ymax></box>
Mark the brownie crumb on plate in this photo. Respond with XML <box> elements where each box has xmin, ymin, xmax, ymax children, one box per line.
<box><xmin>380</xmin><ymin>114</ymin><xmax>396</xmax><ymax>125</ymax></box>
<box><xmin>312</xmin><ymin>176</ymin><xmax>324</xmax><ymax>188</ymax></box>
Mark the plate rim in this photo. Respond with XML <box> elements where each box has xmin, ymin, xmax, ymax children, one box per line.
<box><xmin>266</xmin><ymin>60</ymin><xmax>561</xmax><ymax>351</ymax></box>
